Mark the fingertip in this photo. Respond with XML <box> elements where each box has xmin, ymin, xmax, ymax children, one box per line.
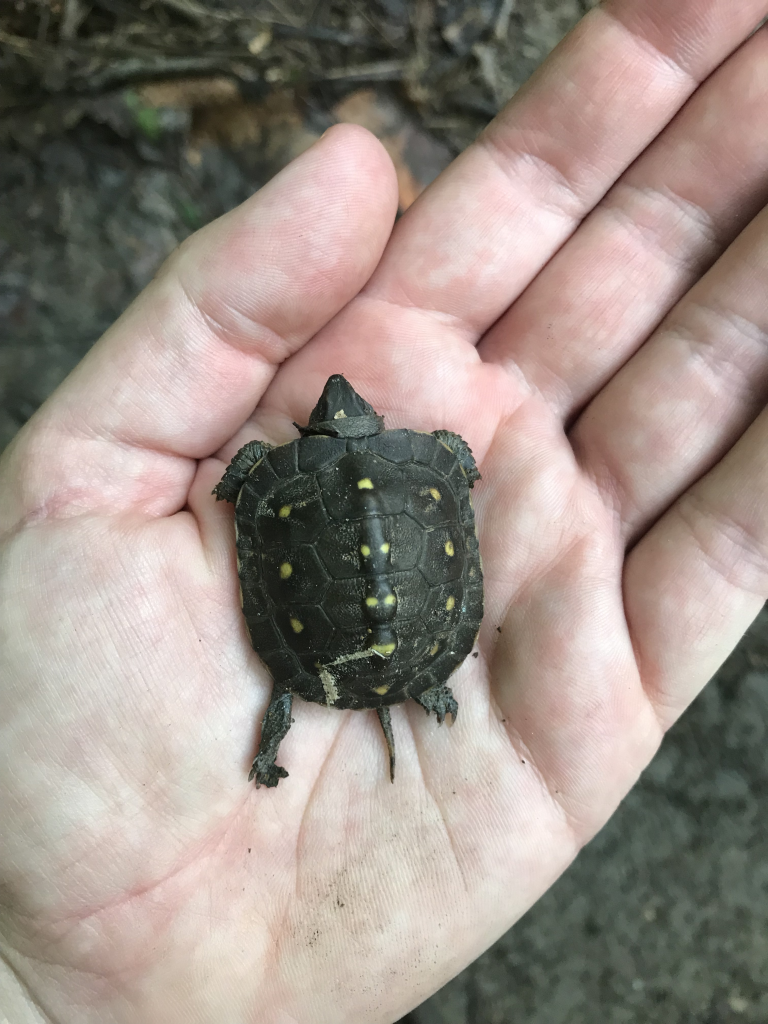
<box><xmin>317</xmin><ymin>121</ymin><xmax>399</xmax><ymax>184</ymax></box>
<box><xmin>302</xmin><ymin>120</ymin><xmax>401</xmax><ymax>247</ymax></box>
<box><xmin>262</xmin><ymin>119</ymin><xmax>399</xmax><ymax>230</ymax></box>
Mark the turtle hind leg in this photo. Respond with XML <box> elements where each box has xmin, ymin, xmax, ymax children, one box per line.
<box><xmin>249</xmin><ymin>688</ymin><xmax>293</xmax><ymax>788</ymax></box>
<box><xmin>213</xmin><ymin>439</ymin><xmax>273</xmax><ymax>503</ymax></box>
<box><xmin>376</xmin><ymin>707</ymin><xmax>396</xmax><ymax>782</ymax></box>
<box><xmin>414</xmin><ymin>682</ymin><xmax>458</xmax><ymax>726</ymax></box>
<box><xmin>432</xmin><ymin>429</ymin><xmax>480</xmax><ymax>486</ymax></box>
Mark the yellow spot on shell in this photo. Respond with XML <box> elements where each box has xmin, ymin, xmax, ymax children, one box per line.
<box><xmin>279</xmin><ymin>562</ymin><xmax>292</xmax><ymax>579</ymax></box>
<box><xmin>430</xmin><ymin>488</ymin><xmax>441</xmax><ymax>501</ymax></box>
<box><xmin>278</xmin><ymin>505</ymin><xmax>292</xmax><ymax>518</ymax></box>
<box><xmin>380</xmin><ymin>542</ymin><xmax>390</xmax><ymax>554</ymax></box>
<box><xmin>360</xmin><ymin>544</ymin><xmax>371</xmax><ymax>557</ymax></box>
<box><xmin>430</xmin><ymin>642</ymin><xmax>440</xmax><ymax>656</ymax></box>
<box><xmin>357</xmin><ymin>478</ymin><xmax>374</xmax><ymax>490</ymax></box>
<box><xmin>445</xmin><ymin>540</ymin><xmax>455</xmax><ymax>556</ymax></box>
<box><xmin>371</xmin><ymin>641</ymin><xmax>396</xmax><ymax>656</ymax></box>
<box><xmin>374</xmin><ymin>684</ymin><xmax>390</xmax><ymax>695</ymax></box>
<box><xmin>333</xmin><ymin>409</ymin><xmax>347</xmax><ymax>419</ymax></box>
<box><xmin>446</xmin><ymin>596</ymin><xmax>456</xmax><ymax>611</ymax></box>
<box><xmin>384</xmin><ymin>594</ymin><xmax>396</xmax><ymax>606</ymax></box>
<box><xmin>365</xmin><ymin>596</ymin><xmax>379</xmax><ymax>607</ymax></box>
<box><xmin>290</xmin><ymin>617</ymin><xmax>304</xmax><ymax>633</ymax></box>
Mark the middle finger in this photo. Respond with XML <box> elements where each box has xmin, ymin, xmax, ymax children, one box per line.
<box><xmin>362</xmin><ymin>0</ymin><xmax>766</xmax><ymax>338</ymax></box>
<box><xmin>479</xmin><ymin>26</ymin><xmax>768</xmax><ymax>418</ymax></box>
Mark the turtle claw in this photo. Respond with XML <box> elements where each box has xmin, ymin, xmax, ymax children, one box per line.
<box><xmin>249</xmin><ymin>759</ymin><xmax>289</xmax><ymax>788</ymax></box>
<box><xmin>415</xmin><ymin>683</ymin><xmax>458</xmax><ymax>726</ymax></box>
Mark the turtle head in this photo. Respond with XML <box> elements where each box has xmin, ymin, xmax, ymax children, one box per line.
<box><xmin>297</xmin><ymin>374</ymin><xmax>384</xmax><ymax>438</ymax></box>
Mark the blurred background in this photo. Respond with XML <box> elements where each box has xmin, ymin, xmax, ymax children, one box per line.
<box><xmin>1</xmin><ymin>2</ymin><xmax>766</xmax><ymax>1021</ymax></box>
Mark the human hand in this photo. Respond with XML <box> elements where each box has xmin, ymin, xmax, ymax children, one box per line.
<box><xmin>2</xmin><ymin>1</ymin><xmax>768</xmax><ymax>1021</ymax></box>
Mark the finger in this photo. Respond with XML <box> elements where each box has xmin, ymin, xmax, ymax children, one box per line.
<box><xmin>480</xmin><ymin>27</ymin><xmax>768</xmax><ymax>417</ymax></box>
<box><xmin>0</xmin><ymin>127</ymin><xmax>398</xmax><ymax>529</ymax></box>
<box><xmin>573</xmin><ymin>200</ymin><xmax>768</xmax><ymax>542</ymax></box>
<box><xmin>361</xmin><ymin>0</ymin><xmax>768</xmax><ymax>336</ymax></box>
<box><xmin>624</xmin><ymin>403</ymin><xmax>768</xmax><ymax>729</ymax></box>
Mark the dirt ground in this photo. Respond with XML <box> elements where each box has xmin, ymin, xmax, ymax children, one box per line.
<box><xmin>1</xmin><ymin>2</ymin><xmax>766</xmax><ymax>1022</ymax></box>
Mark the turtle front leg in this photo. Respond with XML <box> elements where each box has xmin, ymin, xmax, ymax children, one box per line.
<box><xmin>432</xmin><ymin>429</ymin><xmax>480</xmax><ymax>486</ymax></box>
<box><xmin>414</xmin><ymin>682</ymin><xmax>458</xmax><ymax>726</ymax></box>
<box><xmin>213</xmin><ymin>439</ymin><xmax>273</xmax><ymax>503</ymax></box>
<box><xmin>249</xmin><ymin>688</ymin><xmax>293</xmax><ymax>788</ymax></box>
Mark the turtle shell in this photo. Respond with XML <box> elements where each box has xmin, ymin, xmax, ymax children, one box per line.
<box><xmin>233</xmin><ymin>428</ymin><xmax>483</xmax><ymax>710</ymax></box>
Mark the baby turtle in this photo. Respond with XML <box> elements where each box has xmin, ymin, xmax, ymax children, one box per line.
<box><xmin>214</xmin><ymin>374</ymin><xmax>483</xmax><ymax>786</ymax></box>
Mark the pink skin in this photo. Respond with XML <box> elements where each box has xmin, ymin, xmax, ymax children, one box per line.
<box><xmin>2</xmin><ymin>2</ymin><xmax>768</xmax><ymax>1021</ymax></box>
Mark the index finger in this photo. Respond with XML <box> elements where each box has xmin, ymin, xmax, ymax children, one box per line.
<box><xmin>0</xmin><ymin>127</ymin><xmax>398</xmax><ymax>530</ymax></box>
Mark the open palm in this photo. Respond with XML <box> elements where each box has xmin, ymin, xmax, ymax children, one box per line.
<box><xmin>3</xmin><ymin>2</ymin><xmax>768</xmax><ymax>1021</ymax></box>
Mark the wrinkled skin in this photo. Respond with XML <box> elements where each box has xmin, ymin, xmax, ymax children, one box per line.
<box><xmin>3</xmin><ymin>2</ymin><xmax>768</xmax><ymax>1021</ymax></box>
